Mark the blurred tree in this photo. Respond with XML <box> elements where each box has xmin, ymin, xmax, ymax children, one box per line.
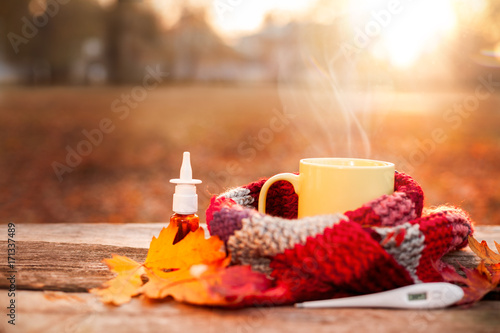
<box><xmin>166</xmin><ymin>7</ymin><xmax>241</xmax><ymax>81</ymax></box>
<box><xmin>105</xmin><ymin>0</ymin><xmax>165</xmax><ymax>84</ymax></box>
<box><xmin>1</xmin><ymin>0</ymin><xmax>42</xmax><ymax>83</ymax></box>
<box><xmin>0</xmin><ymin>0</ymin><xmax>237</xmax><ymax>84</ymax></box>
<box><xmin>1</xmin><ymin>0</ymin><xmax>106</xmax><ymax>84</ymax></box>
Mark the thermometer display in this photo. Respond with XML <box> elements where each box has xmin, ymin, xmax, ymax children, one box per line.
<box><xmin>408</xmin><ymin>292</ymin><xmax>427</xmax><ymax>301</ymax></box>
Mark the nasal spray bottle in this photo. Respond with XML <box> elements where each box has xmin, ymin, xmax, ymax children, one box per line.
<box><xmin>170</xmin><ymin>152</ymin><xmax>202</xmax><ymax>244</ymax></box>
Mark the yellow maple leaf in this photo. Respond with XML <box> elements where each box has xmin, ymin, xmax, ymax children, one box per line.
<box><xmin>140</xmin><ymin>258</ymin><xmax>232</xmax><ymax>305</ymax></box>
<box><xmin>89</xmin><ymin>255</ymin><xmax>145</xmax><ymax>305</ymax></box>
<box><xmin>468</xmin><ymin>236</ymin><xmax>500</xmax><ymax>265</ymax></box>
<box><xmin>91</xmin><ymin>223</ymin><xmax>285</xmax><ymax>307</ymax></box>
<box><xmin>140</xmin><ymin>224</ymin><xmax>228</xmax><ymax>303</ymax></box>
<box><xmin>144</xmin><ymin>223</ymin><xmax>226</xmax><ymax>274</ymax></box>
<box><xmin>90</xmin><ymin>223</ymin><xmax>228</xmax><ymax>305</ymax></box>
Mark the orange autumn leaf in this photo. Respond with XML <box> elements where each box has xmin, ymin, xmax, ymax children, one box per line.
<box><xmin>144</xmin><ymin>260</ymin><xmax>286</xmax><ymax>306</ymax></box>
<box><xmin>140</xmin><ymin>257</ymin><xmax>229</xmax><ymax>300</ymax></box>
<box><xmin>91</xmin><ymin>223</ymin><xmax>234</xmax><ymax>305</ymax></box>
<box><xmin>441</xmin><ymin>261</ymin><xmax>500</xmax><ymax>305</ymax></box>
<box><xmin>89</xmin><ymin>255</ymin><xmax>145</xmax><ymax>305</ymax></box>
<box><xmin>139</xmin><ymin>223</ymin><xmax>229</xmax><ymax>302</ymax></box>
<box><xmin>139</xmin><ymin>225</ymin><xmax>284</xmax><ymax>306</ymax></box>
<box><xmin>468</xmin><ymin>236</ymin><xmax>500</xmax><ymax>265</ymax></box>
<box><xmin>144</xmin><ymin>223</ymin><xmax>226</xmax><ymax>274</ymax></box>
<box><xmin>91</xmin><ymin>223</ymin><xmax>287</xmax><ymax>307</ymax></box>
<box><xmin>141</xmin><ymin>258</ymin><xmax>232</xmax><ymax>304</ymax></box>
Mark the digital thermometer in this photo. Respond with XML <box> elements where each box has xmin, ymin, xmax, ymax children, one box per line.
<box><xmin>295</xmin><ymin>282</ymin><xmax>464</xmax><ymax>309</ymax></box>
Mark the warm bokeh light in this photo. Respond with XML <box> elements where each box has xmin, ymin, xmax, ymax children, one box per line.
<box><xmin>147</xmin><ymin>0</ymin><xmax>489</xmax><ymax>70</ymax></box>
<box><xmin>208</xmin><ymin>0</ymin><xmax>313</xmax><ymax>38</ymax></box>
<box><xmin>95</xmin><ymin>0</ymin><xmax>489</xmax><ymax>70</ymax></box>
<box><xmin>373</xmin><ymin>0</ymin><xmax>457</xmax><ymax>68</ymax></box>
<box><xmin>96</xmin><ymin>0</ymin><xmax>115</xmax><ymax>9</ymax></box>
<box><xmin>202</xmin><ymin>0</ymin><xmax>471</xmax><ymax>68</ymax></box>
<box><xmin>28</xmin><ymin>0</ymin><xmax>47</xmax><ymax>16</ymax></box>
<box><xmin>151</xmin><ymin>0</ymin><xmax>184</xmax><ymax>29</ymax></box>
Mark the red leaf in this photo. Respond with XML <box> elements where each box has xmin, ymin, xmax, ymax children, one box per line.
<box><xmin>440</xmin><ymin>261</ymin><xmax>500</xmax><ymax>305</ymax></box>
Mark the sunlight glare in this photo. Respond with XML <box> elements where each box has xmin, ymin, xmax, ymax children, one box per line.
<box><xmin>376</xmin><ymin>0</ymin><xmax>457</xmax><ymax>68</ymax></box>
<box><xmin>210</xmin><ymin>0</ymin><xmax>312</xmax><ymax>38</ymax></box>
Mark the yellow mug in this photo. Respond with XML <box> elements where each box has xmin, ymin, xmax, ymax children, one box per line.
<box><xmin>258</xmin><ymin>158</ymin><xmax>395</xmax><ymax>217</ymax></box>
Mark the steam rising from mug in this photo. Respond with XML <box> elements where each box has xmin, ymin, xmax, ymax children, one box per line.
<box><xmin>277</xmin><ymin>25</ymin><xmax>373</xmax><ymax>158</ymax></box>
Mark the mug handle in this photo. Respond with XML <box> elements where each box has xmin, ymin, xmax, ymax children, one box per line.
<box><xmin>258</xmin><ymin>173</ymin><xmax>300</xmax><ymax>214</ymax></box>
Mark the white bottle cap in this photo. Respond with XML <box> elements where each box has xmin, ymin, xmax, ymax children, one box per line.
<box><xmin>170</xmin><ymin>152</ymin><xmax>202</xmax><ymax>214</ymax></box>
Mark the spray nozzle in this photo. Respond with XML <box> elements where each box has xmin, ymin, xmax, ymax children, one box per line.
<box><xmin>170</xmin><ymin>152</ymin><xmax>202</xmax><ymax>185</ymax></box>
<box><xmin>170</xmin><ymin>152</ymin><xmax>202</xmax><ymax>214</ymax></box>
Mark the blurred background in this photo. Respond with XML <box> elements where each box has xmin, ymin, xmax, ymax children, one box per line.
<box><xmin>1</xmin><ymin>0</ymin><xmax>500</xmax><ymax>224</ymax></box>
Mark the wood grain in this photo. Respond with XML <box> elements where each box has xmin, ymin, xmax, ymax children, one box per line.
<box><xmin>0</xmin><ymin>223</ymin><xmax>166</xmax><ymax>248</ymax></box>
<box><xmin>0</xmin><ymin>241</ymin><xmax>147</xmax><ymax>291</ymax></box>
<box><xmin>0</xmin><ymin>224</ymin><xmax>499</xmax><ymax>333</ymax></box>
<box><xmin>1</xmin><ymin>291</ymin><xmax>499</xmax><ymax>333</ymax></box>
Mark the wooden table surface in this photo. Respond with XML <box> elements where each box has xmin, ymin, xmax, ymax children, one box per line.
<box><xmin>1</xmin><ymin>223</ymin><xmax>499</xmax><ymax>333</ymax></box>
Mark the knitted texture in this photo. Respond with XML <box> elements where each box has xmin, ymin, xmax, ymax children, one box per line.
<box><xmin>269</xmin><ymin>220</ymin><xmax>415</xmax><ymax>302</ymax></box>
<box><xmin>227</xmin><ymin>213</ymin><xmax>346</xmax><ymax>275</ymax></box>
<box><xmin>206</xmin><ymin>171</ymin><xmax>474</xmax><ymax>305</ymax></box>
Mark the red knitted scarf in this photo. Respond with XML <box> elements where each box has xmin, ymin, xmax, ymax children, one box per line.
<box><xmin>206</xmin><ymin>172</ymin><xmax>473</xmax><ymax>305</ymax></box>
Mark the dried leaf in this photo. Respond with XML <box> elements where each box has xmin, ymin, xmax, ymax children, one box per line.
<box><xmin>144</xmin><ymin>223</ymin><xmax>226</xmax><ymax>273</ymax></box>
<box><xmin>89</xmin><ymin>255</ymin><xmax>145</xmax><ymax>305</ymax></box>
<box><xmin>162</xmin><ymin>263</ymin><xmax>288</xmax><ymax>306</ymax></box>
<box><xmin>141</xmin><ymin>226</ymin><xmax>284</xmax><ymax>305</ymax></box>
<box><xmin>140</xmin><ymin>257</ymin><xmax>229</xmax><ymax>301</ymax></box>
<box><xmin>138</xmin><ymin>223</ymin><xmax>231</xmax><ymax>303</ymax></box>
<box><xmin>92</xmin><ymin>223</ymin><xmax>287</xmax><ymax>307</ymax></box>
<box><xmin>468</xmin><ymin>236</ymin><xmax>500</xmax><ymax>264</ymax></box>
<box><xmin>208</xmin><ymin>265</ymin><xmax>287</xmax><ymax>305</ymax></box>
<box><xmin>143</xmin><ymin>258</ymin><xmax>232</xmax><ymax>305</ymax></box>
<box><xmin>441</xmin><ymin>261</ymin><xmax>500</xmax><ymax>305</ymax></box>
